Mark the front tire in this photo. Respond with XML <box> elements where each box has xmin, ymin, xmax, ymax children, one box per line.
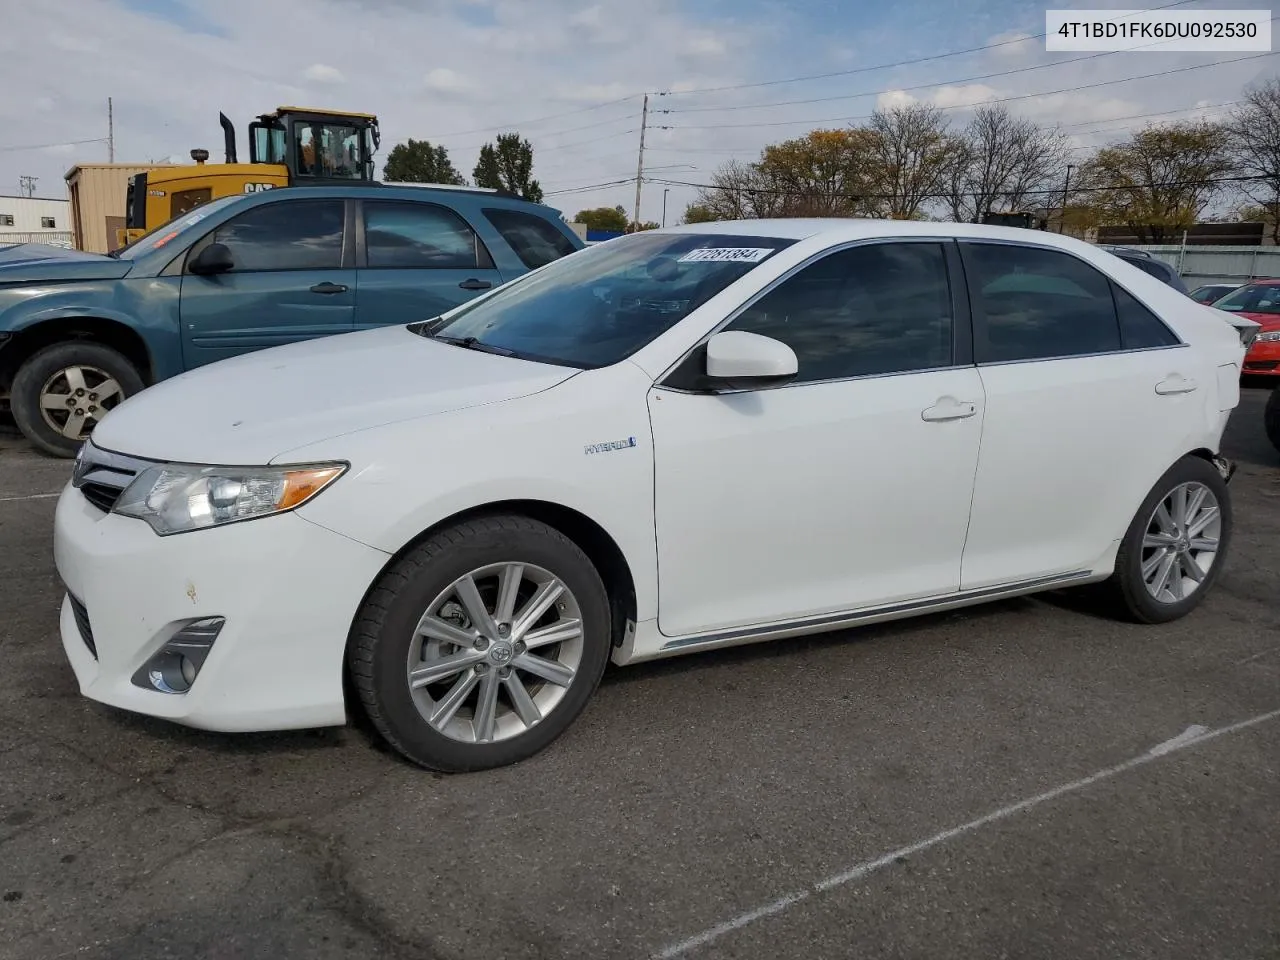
<box><xmin>10</xmin><ymin>342</ymin><xmax>144</xmax><ymax>457</ymax></box>
<box><xmin>1103</xmin><ymin>455</ymin><xmax>1232</xmax><ymax>624</ymax></box>
<box><xmin>1265</xmin><ymin>386</ymin><xmax>1280</xmax><ymax>456</ymax></box>
<box><xmin>347</xmin><ymin>515</ymin><xmax>612</xmax><ymax>772</ymax></box>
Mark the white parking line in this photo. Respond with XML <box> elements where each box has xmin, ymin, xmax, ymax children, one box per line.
<box><xmin>655</xmin><ymin>707</ymin><xmax>1280</xmax><ymax>959</ymax></box>
<box><xmin>0</xmin><ymin>492</ymin><xmax>60</xmax><ymax>502</ymax></box>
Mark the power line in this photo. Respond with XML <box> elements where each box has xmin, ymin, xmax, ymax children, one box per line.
<box><xmin>428</xmin><ymin>94</ymin><xmax>641</xmax><ymax>138</ymax></box>
<box><xmin>658</xmin><ymin>0</ymin><xmax>1198</xmax><ymax>97</ymax></box>
<box><xmin>661</xmin><ymin>52</ymin><xmax>1278</xmax><ymax>131</ymax></box>
<box><xmin>642</xmin><ymin>100</ymin><xmax>1246</xmax><ymax>159</ymax></box>
<box><xmin>0</xmin><ymin>136</ymin><xmax>110</xmax><ymax>154</ymax></box>
<box><xmin>544</xmin><ymin>178</ymin><xmax>637</xmax><ymax>197</ymax></box>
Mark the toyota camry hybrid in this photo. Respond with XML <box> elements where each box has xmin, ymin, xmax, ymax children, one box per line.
<box><xmin>54</xmin><ymin>219</ymin><xmax>1247</xmax><ymax>772</ymax></box>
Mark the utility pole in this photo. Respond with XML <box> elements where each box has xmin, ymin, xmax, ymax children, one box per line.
<box><xmin>632</xmin><ymin>94</ymin><xmax>648</xmax><ymax>232</ymax></box>
<box><xmin>662</xmin><ymin>188</ymin><xmax>670</xmax><ymax>227</ymax></box>
<box><xmin>18</xmin><ymin>175</ymin><xmax>37</xmax><ymax>198</ymax></box>
<box><xmin>1060</xmin><ymin>163</ymin><xmax>1074</xmax><ymax>234</ymax></box>
<box><xmin>108</xmin><ymin>97</ymin><xmax>114</xmax><ymax>163</ymax></box>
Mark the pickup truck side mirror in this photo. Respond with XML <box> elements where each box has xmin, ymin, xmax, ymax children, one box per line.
<box><xmin>188</xmin><ymin>242</ymin><xmax>235</xmax><ymax>276</ymax></box>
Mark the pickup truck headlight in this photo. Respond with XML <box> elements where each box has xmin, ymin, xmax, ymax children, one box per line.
<box><xmin>113</xmin><ymin>462</ymin><xmax>346</xmax><ymax>535</ymax></box>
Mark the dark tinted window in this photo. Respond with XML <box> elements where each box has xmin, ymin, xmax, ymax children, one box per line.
<box><xmin>364</xmin><ymin>201</ymin><xmax>479</xmax><ymax>269</ymax></box>
<box><xmin>1113</xmin><ymin>283</ymin><xmax>1179</xmax><ymax>348</ymax></box>
<box><xmin>483</xmin><ymin>208</ymin><xmax>578</xmax><ymax>269</ymax></box>
<box><xmin>209</xmin><ymin>200</ymin><xmax>344</xmax><ymax>272</ymax></box>
<box><xmin>964</xmin><ymin>243</ymin><xmax>1120</xmax><ymax>362</ymax></box>
<box><xmin>724</xmin><ymin>242</ymin><xmax>952</xmax><ymax>383</ymax></box>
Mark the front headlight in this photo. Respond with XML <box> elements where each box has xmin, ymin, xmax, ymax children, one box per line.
<box><xmin>1254</xmin><ymin>330</ymin><xmax>1280</xmax><ymax>343</ymax></box>
<box><xmin>113</xmin><ymin>462</ymin><xmax>346</xmax><ymax>535</ymax></box>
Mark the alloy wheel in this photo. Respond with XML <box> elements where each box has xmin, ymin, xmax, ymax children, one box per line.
<box><xmin>1140</xmin><ymin>481</ymin><xmax>1221</xmax><ymax>604</ymax></box>
<box><xmin>37</xmin><ymin>365</ymin><xmax>125</xmax><ymax>440</ymax></box>
<box><xmin>405</xmin><ymin>562</ymin><xmax>584</xmax><ymax>744</ymax></box>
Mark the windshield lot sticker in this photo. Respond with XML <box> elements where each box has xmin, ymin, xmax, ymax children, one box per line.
<box><xmin>677</xmin><ymin>247</ymin><xmax>774</xmax><ymax>263</ymax></box>
<box><xmin>584</xmin><ymin>437</ymin><xmax>637</xmax><ymax>455</ymax></box>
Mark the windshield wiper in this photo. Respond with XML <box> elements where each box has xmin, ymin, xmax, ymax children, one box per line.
<box><xmin>429</xmin><ymin>333</ymin><xmax>515</xmax><ymax>357</ymax></box>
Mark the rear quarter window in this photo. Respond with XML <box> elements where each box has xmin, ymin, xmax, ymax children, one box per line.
<box><xmin>482</xmin><ymin>207</ymin><xmax>580</xmax><ymax>269</ymax></box>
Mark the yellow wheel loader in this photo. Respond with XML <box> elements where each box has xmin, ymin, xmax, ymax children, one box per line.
<box><xmin>117</xmin><ymin>106</ymin><xmax>380</xmax><ymax>247</ymax></box>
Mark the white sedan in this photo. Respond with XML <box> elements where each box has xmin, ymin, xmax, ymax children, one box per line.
<box><xmin>54</xmin><ymin>219</ymin><xmax>1247</xmax><ymax>772</ymax></box>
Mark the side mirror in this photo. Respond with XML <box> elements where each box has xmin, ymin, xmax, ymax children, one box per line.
<box><xmin>188</xmin><ymin>242</ymin><xmax>234</xmax><ymax>276</ymax></box>
<box><xmin>705</xmin><ymin>331</ymin><xmax>798</xmax><ymax>386</ymax></box>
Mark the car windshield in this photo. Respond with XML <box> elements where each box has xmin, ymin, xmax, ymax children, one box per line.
<box><xmin>426</xmin><ymin>232</ymin><xmax>796</xmax><ymax>368</ymax></box>
<box><xmin>113</xmin><ymin>195</ymin><xmax>243</xmax><ymax>259</ymax></box>
<box><xmin>1213</xmin><ymin>282</ymin><xmax>1280</xmax><ymax>314</ymax></box>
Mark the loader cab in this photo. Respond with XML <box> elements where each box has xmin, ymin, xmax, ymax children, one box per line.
<box><xmin>248</xmin><ymin>107</ymin><xmax>380</xmax><ymax>183</ymax></box>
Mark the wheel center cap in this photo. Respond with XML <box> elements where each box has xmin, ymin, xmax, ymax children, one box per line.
<box><xmin>488</xmin><ymin>641</ymin><xmax>514</xmax><ymax>665</ymax></box>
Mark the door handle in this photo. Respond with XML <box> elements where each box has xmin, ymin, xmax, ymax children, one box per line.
<box><xmin>921</xmin><ymin>398</ymin><xmax>978</xmax><ymax>422</ymax></box>
<box><xmin>458</xmin><ymin>278</ymin><xmax>492</xmax><ymax>291</ymax></box>
<box><xmin>309</xmin><ymin>282</ymin><xmax>348</xmax><ymax>295</ymax></box>
<box><xmin>1155</xmin><ymin>376</ymin><xmax>1198</xmax><ymax>395</ymax></box>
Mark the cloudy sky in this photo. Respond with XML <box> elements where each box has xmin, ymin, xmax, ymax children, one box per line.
<box><xmin>1</xmin><ymin>0</ymin><xmax>1276</xmax><ymax>223</ymax></box>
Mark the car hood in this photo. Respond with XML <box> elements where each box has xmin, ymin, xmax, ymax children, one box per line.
<box><xmin>0</xmin><ymin>243</ymin><xmax>133</xmax><ymax>283</ymax></box>
<box><xmin>90</xmin><ymin>325</ymin><xmax>580</xmax><ymax>464</ymax></box>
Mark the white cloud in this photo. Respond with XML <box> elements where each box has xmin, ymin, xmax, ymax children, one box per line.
<box><xmin>423</xmin><ymin>67</ymin><xmax>471</xmax><ymax>94</ymax></box>
<box><xmin>0</xmin><ymin>0</ymin><xmax>1268</xmax><ymax>225</ymax></box>
<box><xmin>303</xmin><ymin>63</ymin><xmax>345</xmax><ymax>84</ymax></box>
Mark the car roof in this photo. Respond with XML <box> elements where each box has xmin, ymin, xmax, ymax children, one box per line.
<box><xmin>661</xmin><ymin>218</ymin><xmax>1142</xmax><ymax>251</ymax></box>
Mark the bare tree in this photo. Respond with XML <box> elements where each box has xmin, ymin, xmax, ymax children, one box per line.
<box><xmin>942</xmin><ymin>106</ymin><xmax>1070</xmax><ymax>222</ymax></box>
<box><xmin>864</xmin><ymin>103</ymin><xmax>955</xmax><ymax>219</ymax></box>
<box><xmin>691</xmin><ymin>159</ymin><xmax>787</xmax><ymax>220</ymax></box>
<box><xmin>1227</xmin><ymin>78</ymin><xmax>1280</xmax><ymax>243</ymax></box>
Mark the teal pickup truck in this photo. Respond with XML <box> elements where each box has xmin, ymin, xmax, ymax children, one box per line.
<box><xmin>0</xmin><ymin>184</ymin><xmax>583</xmax><ymax>456</ymax></box>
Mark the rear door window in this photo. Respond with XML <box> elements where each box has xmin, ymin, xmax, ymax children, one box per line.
<box><xmin>482</xmin><ymin>208</ymin><xmax>579</xmax><ymax>269</ymax></box>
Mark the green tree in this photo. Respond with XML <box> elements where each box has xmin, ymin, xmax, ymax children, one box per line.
<box><xmin>682</xmin><ymin>203</ymin><xmax>719</xmax><ymax>223</ymax></box>
<box><xmin>1078</xmin><ymin>120</ymin><xmax>1235</xmax><ymax>242</ymax></box>
<box><xmin>473</xmin><ymin>132</ymin><xmax>543</xmax><ymax>202</ymax></box>
<box><xmin>573</xmin><ymin>205</ymin><xmax>628</xmax><ymax>231</ymax></box>
<box><xmin>382</xmin><ymin>139</ymin><xmax>466</xmax><ymax>185</ymax></box>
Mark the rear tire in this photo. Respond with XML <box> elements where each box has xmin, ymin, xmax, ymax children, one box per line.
<box><xmin>1265</xmin><ymin>386</ymin><xmax>1280</xmax><ymax>456</ymax></box>
<box><xmin>1102</xmin><ymin>455</ymin><xmax>1232</xmax><ymax>624</ymax></box>
<box><xmin>347</xmin><ymin>515</ymin><xmax>612</xmax><ymax>772</ymax></box>
<box><xmin>10</xmin><ymin>342</ymin><xmax>144</xmax><ymax>458</ymax></box>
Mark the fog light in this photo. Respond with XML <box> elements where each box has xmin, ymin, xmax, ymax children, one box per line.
<box><xmin>131</xmin><ymin>617</ymin><xmax>225</xmax><ymax>694</ymax></box>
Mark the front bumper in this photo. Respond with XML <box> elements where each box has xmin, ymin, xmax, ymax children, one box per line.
<box><xmin>1243</xmin><ymin>339</ymin><xmax>1280</xmax><ymax>374</ymax></box>
<box><xmin>53</xmin><ymin>482</ymin><xmax>390</xmax><ymax>732</ymax></box>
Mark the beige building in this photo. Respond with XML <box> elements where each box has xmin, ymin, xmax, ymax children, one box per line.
<box><xmin>0</xmin><ymin>194</ymin><xmax>72</xmax><ymax>247</ymax></box>
<box><xmin>64</xmin><ymin>163</ymin><xmax>176</xmax><ymax>253</ymax></box>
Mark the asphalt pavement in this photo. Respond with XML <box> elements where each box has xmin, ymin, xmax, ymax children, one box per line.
<box><xmin>1</xmin><ymin>390</ymin><xmax>1277</xmax><ymax>960</ymax></box>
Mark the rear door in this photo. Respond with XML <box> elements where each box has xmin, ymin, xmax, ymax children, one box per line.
<box><xmin>179</xmin><ymin>197</ymin><xmax>355</xmax><ymax>368</ymax></box>
<box><xmin>353</xmin><ymin>199</ymin><xmax>505</xmax><ymax>330</ymax></box>
<box><xmin>956</xmin><ymin>240</ymin><xmax>1196</xmax><ymax>590</ymax></box>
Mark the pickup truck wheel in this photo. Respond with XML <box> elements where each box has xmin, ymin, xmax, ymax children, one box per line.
<box><xmin>11</xmin><ymin>342</ymin><xmax>144</xmax><ymax>458</ymax></box>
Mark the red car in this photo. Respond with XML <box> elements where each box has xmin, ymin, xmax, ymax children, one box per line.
<box><xmin>1213</xmin><ymin>279</ymin><xmax>1280</xmax><ymax>375</ymax></box>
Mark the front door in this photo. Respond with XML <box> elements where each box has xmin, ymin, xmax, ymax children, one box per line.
<box><xmin>956</xmin><ymin>240</ymin><xmax>1198</xmax><ymax>590</ymax></box>
<box><xmin>354</xmin><ymin>199</ymin><xmax>506</xmax><ymax>330</ymax></box>
<box><xmin>649</xmin><ymin>240</ymin><xmax>986</xmax><ymax>638</ymax></box>
<box><xmin>179</xmin><ymin>198</ymin><xmax>355</xmax><ymax>368</ymax></box>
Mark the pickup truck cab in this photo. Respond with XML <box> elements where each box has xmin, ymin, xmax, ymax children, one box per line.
<box><xmin>0</xmin><ymin>184</ymin><xmax>583</xmax><ymax>456</ymax></box>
